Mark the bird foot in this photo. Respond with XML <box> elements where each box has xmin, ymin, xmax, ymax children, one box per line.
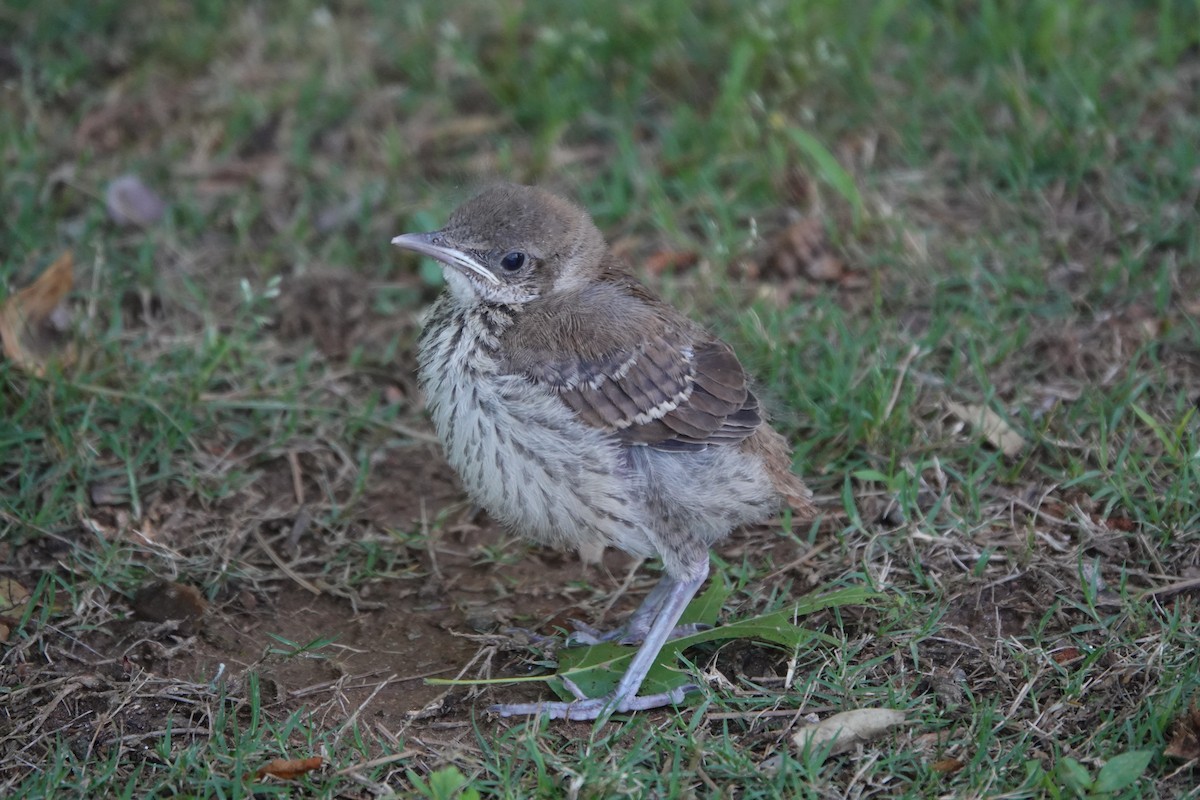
<box><xmin>499</xmin><ymin>626</ymin><xmax>560</xmax><ymax>647</ymax></box>
<box><xmin>566</xmin><ymin>620</ymin><xmax>711</xmax><ymax>647</ymax></box>
<box><xmin>490</xmin><ymin>677</ymin><xmax>697</xmax><ymax>721</ymax></box>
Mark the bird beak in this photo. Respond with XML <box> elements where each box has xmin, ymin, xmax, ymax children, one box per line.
<box><xmin>391</xmin><ymin>232</ymin><xmax>501</xmax><ymax>285</ymax></box>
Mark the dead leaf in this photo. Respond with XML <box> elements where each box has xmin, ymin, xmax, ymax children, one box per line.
<box><xmin>931</xmin><ymin>758</ymin><xmax>965</xmax><ymax>774</ymax></box>
<box><xmin>0</xmin><ymin>251</ymin><xmax>76</xmax><ymax>376</ymax></box>
<box><xmin>762</xmin><ymin>217</ymin><xmax>845</xmax><ymax>283</ymax></box>
<box><xmin>1164</xmin><ymin>704</ymin><xmax>1200</xmax><ymax>761</ymax></box>
<box><xmin>105</xmin><ymin>174</ymin><xmax>167</xmax><ymax>227</ymax></box>
<box><xmin>1051</xmin><ymin>647</ymin><xmax>1082</xmax><ymax>665</ymax></box>
<box><xmin>927</xmin><ymin>666</ymin><xmax>967</xmax><ymax>707</ymax></box>
<box><xmin>0</xmin><ymin>578</ymin><xmax>32</xmax><ymax>643</ymax></box>
<box><xmin>0</xmin><ymin>578</ymin><xmax>31</xmax><ymax>615</ymax></box>
<box><xmin>1102</xmin><ymin>515</ymin><xmax>1136</xmax><ymax>532</ymax></box>
<box><xmin>946</xmin><ymin>401</ymin><xmax>1026</xmax><ymax>458</ymax></box>
<box><xmin>792</xmin><ymin>708</ymin><xmax>908</xmax><ymax>758</ymax></box>
<box><xmin>256</xmin><ymin>756</ymin><xmax>324</xmax><ymax>781</ymax></box>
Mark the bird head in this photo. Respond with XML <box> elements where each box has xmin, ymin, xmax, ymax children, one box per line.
<box><xmin>392</xmin><ymin>184</ymin><xmax>607</xmax><ymax>305</ymax></box>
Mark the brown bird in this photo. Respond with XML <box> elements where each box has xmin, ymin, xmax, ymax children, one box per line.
<box><xmin>393</xmin><ymin>184</ymin><xmax>814</xmax><ymax>720</ymax></box>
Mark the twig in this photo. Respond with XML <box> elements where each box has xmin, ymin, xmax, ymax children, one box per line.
<box><xmin>252</xmin><ymin>530</ymin><xmax>322</xmax><ymax>595</ymax></box>
<box><xmin>118</xmin><ymin>726</ymin><xmax>211</xmax><ymax>744</ymax></box>
<box><xmin>333</xmin><ymin>749</ymin><xmax>419</xmax><ymax>776</ymax></box>
<box><xmin>335</xmin><ymin>674</ymin><xmax>399</xmax><ymax>744</ymax></box>
<box><xmin>704</xmin><ymin>706</ymin><xmax>835</xmax><ymax>721</ymax></box>
<box><xmin>1139</xmin><ymin>575</ymin><xmax>1200</xmax><ymax>600</ymax></box>
<box><xmin>883</xmin><ymin>345</ymin><xmax>922</xmax><ymax>422</ymax></box>
<box><xmin>287</xmin><ymin>450</ymin><xmax>306</xmax><ymax>506</ymax></box>
<box><xmin>763</xmin><ymin>538</ymin><xmax>838</xmax><ymax>581</ymax></box>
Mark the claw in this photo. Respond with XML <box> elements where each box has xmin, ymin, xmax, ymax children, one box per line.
<box><xmin>559</xmin><ymin>675</ymin><xmax>589</xmax><ymax>700</ymax></box>
<box><xmin>564</xmin><ymin>619</ymin><xmax>607</xmax><ymax>646</ymax></box>
<box><xmin>490</xmin><ymin>684</ymin><xmax>698</xmax><ymax>721</ymax></box>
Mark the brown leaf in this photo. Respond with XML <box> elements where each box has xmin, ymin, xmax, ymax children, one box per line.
<box><xmin>783</xmin><ymin>167</ymin><xmax>814</xmax><ymax>207</ymax></box>
<box><xmin>946</xmin><ymin>401</ymin><xmax>1026</xmax><ymax>458</ymax></box>
<box><xmin>931</xmin><ymin>758</ymin><xmax>965</xmax><ymax>774</ymax></box>
<box><xmin>0</xmin><ymin>578</ymin><xmax>31</xmax><ymax>615</ymax></box>
<box><xmin>1164</xmin><ymin>705</ymin><xmax>1200</xmax><ymax>761</ymax></box>
<box><xmin>0</xmin><ymin>251</ymin><xmax>76</xmax><ymax>376</ymax></box>
<box><xmin>762</xmin><ymin>217</ymin><xmax>845</xmax><ymax>283</ymax></box>
<box><xmin>0</xmin><ymin>578</ymin><xmax>32</xmax><ymax>643</ymax></box>
<box><xmin>1102</xmin><ymin>515</ymin><xmax>1136</xmax><ymax>532</ymax></box>
<box><xmin>256</xmin><ymin>756</ymin><xmax>324</xmax><ymax>781</ymax></box>
<box><xmin>792</xmin><ymin>708</ymin><xmax>908</xmax><ymax>759</ymax></box>
<box><xmin>927</xmin><ymin>666</ymin><xmax>967</xmax><ymax>708</ymax></box>
<box><xmin>1051</xmin><ymin>647</ymin><xmax>1082</xmax><ymax>664</ymax></box>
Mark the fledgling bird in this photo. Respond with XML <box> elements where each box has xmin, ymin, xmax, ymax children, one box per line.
<box><xmin>392</xmin><ymin>184</ymin><xmax>814</xmax><ymax>720</ymax></box>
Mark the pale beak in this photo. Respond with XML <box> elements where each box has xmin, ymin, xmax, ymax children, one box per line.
<box><xmin>391</xmin><ymin>232</ymin><xmax>501</xmax><ymax>285</ymax></box>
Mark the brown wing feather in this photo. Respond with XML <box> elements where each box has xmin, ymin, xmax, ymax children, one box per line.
<box><xmin>500</xmin><ymin>271</ymin><xmax>761</xmax><ymax>451</ymax></box>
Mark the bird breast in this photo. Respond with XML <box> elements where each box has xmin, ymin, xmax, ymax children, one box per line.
<box><xmin>417</xmin><ymin>298</ymin><xmax>657</xmax><ymax>561</ymax></box>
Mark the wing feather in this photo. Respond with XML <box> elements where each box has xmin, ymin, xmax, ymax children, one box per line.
<box><xmin>500</xmin><ymin>273</ymin><xmax>761</xmax><ymax>450</ymax></box>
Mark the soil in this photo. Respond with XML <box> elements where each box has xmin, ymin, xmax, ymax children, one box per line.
<box><xmin>2</xmin><ymin>430</ymin><xmax>816</xmax><ymax>755</ymax></box>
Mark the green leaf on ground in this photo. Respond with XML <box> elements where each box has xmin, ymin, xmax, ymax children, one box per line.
<box><xmin>548</xmin><ymin>585</ymin><xmax>877</xmax><ymax>701</ymax></box>
<box><xmin>1093</xmin><ymin>750</ymin><xmax>1154</xmax><ymax>794</ymax></box>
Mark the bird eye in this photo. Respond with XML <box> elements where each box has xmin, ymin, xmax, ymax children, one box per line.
<box><xmin>499</xmin><ymin>251</ymin><xmax>527</xmax><ymax>271</ymax></box>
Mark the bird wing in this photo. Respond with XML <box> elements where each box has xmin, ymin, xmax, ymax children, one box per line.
<box><xmin>499</xmin><ymin>276</ymin><xmax>761</xmax><ymax>451</ymax></box>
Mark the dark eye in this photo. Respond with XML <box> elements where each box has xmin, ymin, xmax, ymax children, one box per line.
<box><xmin>499</xmin><ymin>251</ymin><xmax>527</xmax><ymax>271</ymax></box>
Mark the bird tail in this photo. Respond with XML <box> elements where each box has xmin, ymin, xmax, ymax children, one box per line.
<box><xmin>749</xmin><ymin>425</ymin><xmax>817</xmax><ymax>519</ymax></box>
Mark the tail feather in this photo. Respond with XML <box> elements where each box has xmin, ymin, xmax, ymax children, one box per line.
<box><xmin>747</xmin><ymin>424</ymin><xmax>817</xmax><ymax>520</ymax></box>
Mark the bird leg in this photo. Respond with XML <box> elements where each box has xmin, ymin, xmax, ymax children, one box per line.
<box><xmin>491</xmin><ymin>560</ymin><xmax>710</xmax><ymax>721</ymax></box>
<box><xmin>566</xmin><ymin>574</ymin><xmax>709</xmax><ymax>646</ymax></box>
<box><xmin>501</xmin><ymin>579</ymin><xmax>684</xmax><ymax>648</ymax></box>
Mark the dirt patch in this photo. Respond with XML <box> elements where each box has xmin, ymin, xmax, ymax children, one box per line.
<box><xmin>942</xmin><ymin>571</ymin><xmax>1052</xmax><ymax>641</ymax></box>
<box><xmin>0</xmin><ymin>445</ymin><xmax>672</xmax><ymax>751</ymax></box>
<box><xmin>1</xmin><ymin>428</ymin><xmax>828</xmax><ymax>766</ymax></box>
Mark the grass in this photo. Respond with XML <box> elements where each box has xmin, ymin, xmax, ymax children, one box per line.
<box><xmin>2</xmin><ymin>0</ymin><xmax>1199</xmax><ymax>797</ymax></box>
